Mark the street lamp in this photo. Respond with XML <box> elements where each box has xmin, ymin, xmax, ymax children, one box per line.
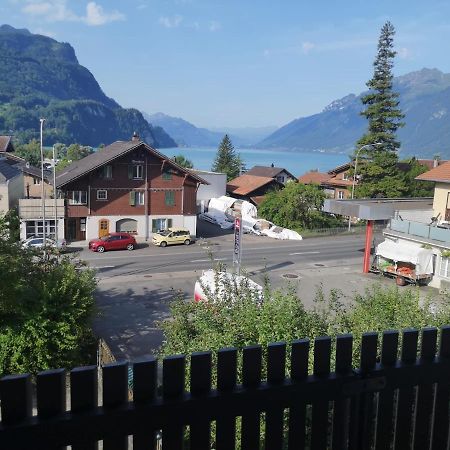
<box><xmin>348</xmin><ymin>142</ymin><xmax>383</xmax><ymax>231</ymax></box>
<box><xmin>40</xmin><ymin>118</ymin><xmax>46</xmax><ymax>258</ymax></box>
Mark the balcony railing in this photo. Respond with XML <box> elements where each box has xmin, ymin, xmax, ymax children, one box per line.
<box><xmin>1</xmin><ymin>327</ymin><xmax>450</xmax><ymax>449</ymax></box>
<box><xmin>19</xmin><ymin>198</ymin><xmax>65</xmax><ymax>219</ymax></box>
<box><xmin>388</xmin><ymin>218</ymin><xmax>450</xmax><ymax>243</ymax></box>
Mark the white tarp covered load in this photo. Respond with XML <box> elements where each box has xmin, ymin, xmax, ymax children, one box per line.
<box><xmin>203</xmin><ymin>196</ymin><xmax>302</xmax><ymax>240</ymax></box>
<box><xmin>376</xmin><ymin>239</ymin><xmax>433</xmax><ymax>275</ymax></box>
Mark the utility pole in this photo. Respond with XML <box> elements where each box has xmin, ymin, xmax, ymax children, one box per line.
<box><xmin>40</xmin><ymin>118</ymin><xmax>46</xmax><ymax>259</ymax></box>
<box><xmin>52</xmin><ymin>144</ymin><xmax>58</xmax><ymax>243</ymax></box>
<box><xmin>232</xmin><ymin>215</ymin><xmax>243</xmax><ymax>276</ymax></box>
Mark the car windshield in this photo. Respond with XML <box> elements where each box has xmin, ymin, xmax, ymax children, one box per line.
<box><xmin>157</xmin><ymin>230</ymin><xmax>171</xmax><ymax>236</ymax></box>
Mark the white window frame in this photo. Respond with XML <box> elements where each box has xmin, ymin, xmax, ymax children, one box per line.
<box><xmin>439</xmin><ymin>256</ymin><xmax>450</xmax><ymax>278</ymax></box>
<box><xmin>135</xmin><ymin>191</ymin><xmax>144</xmax><ymax>205</ymax></box>
<box><xmin>337</xmin><ymin>191</ymin><xmax>344</xmax><ymax>200</ymax></box>
<box><xmin>133</xmin><ymin>165</ymin><xmax>143</xmax><ymax>179</ymax></box>
<box><xmin>68</xmin><ymin>191</ymin><xmax>87</xmax><ymax>205</ymax></box>
<box><xmin>342</xmin><ymin>172</ymin><xmax>349</xmax><ymax>181</ymax></box>
<box><xmin>103</xmin><ymin>165</ymin><xmax>112</xmax><ymax>179</ymax></box>
<box><xmin>33</xmin><ymin>177</ymin><xmax>41</xmax><ymax>185</ymax></box>
<box><xmin>97</xmin><ymin>189</ymin><xmax>108</xmax><ymax>201</ymax></box>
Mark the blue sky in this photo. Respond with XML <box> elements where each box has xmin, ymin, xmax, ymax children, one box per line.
<box><xmin>3</xmin><ymin>0</ymin><xmax>450</xmax><ymax>128</ymax></box>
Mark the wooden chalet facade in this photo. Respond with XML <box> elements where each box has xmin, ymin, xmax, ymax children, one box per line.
<box><xmin>55</xmin><ymin>135</ymin><xmax>207</xmax><ymax>241</ymax></box>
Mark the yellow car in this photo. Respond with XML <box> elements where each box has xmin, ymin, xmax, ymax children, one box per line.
<box><xmin>152</xmin><ymin>227</ymin><xmax>193</xmax><ymax>247</ymax></box>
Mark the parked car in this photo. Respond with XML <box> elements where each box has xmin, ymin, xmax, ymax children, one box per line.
<box><xmin>194</xmin><ymin>269</ymin><xmax>263</xmax><ymax>303</ymax></box>
<box><xmin>152</xmin><ymin>227</ymin><xmax>193</xmax><ymax>247</ymax></box>
<box><xmin>88</xmin><ymin>233</ymin><xmax>136</xmax><ymax>253</ymax></box>
<box><xmin>22</xmin><ymin>236</ymin><xmax>67</xmax><ymax>251</ymax></box>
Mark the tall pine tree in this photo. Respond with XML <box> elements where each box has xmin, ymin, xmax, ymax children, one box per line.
<box><xmin>355</xmin><ymin>21</ymin><xmax>407</xmax><ymax>198</ymax></box>
<box><xmin>211</xmin><ymin>134</ymin><xmax>242</xmax><ymax>181</ymax></box>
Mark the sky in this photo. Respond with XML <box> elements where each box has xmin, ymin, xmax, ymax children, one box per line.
<box><xmin>2</xmin><ymin>0</ymin><xmax>450</xmax><ymax>128</ymax></box>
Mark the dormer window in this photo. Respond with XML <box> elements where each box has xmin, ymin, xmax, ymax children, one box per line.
<box><xmin>129</xmin><ymin>164</ymin><xmax>143</xmax><ymax>179</ymax></box>
<box><xmin>162</xmin><ymin>170</ymin><xmax>172</xmax><ymax>180</ymax></box>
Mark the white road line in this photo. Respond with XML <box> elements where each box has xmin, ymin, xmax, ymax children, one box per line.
<box><xmin>289</xmin><ymin>251</ymin><xmax>320</xmax><ymax>255</ymax></box>
<box><xmin>190</xmin><ymin>258</ymin><xmax>227</xmax><ymax>263</ymax></box>
<box><xmin>92</xmin><ymin>265</ymin><xmax>116</xmax><ymax>269</ymax></box>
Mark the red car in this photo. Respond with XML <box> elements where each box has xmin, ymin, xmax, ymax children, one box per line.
<box><xmin>88</xmin><ymin>233</ymin><xmax>136</xmax><ymax>253</ymax></box>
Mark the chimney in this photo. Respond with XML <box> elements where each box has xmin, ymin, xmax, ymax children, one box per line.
<box><xmin>132</xmin><ymin>131</ymin><xmax>140</xmax><ymax>142</ymax></box>
<box><xmin>433</xmin><ymin>157</ymin><xmax>439</xmax><ymax>168</ymax></box>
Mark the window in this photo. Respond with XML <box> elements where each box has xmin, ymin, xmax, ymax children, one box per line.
<box><xmin>100</xmin><ymin>165</ymin><xmax>112</xmax><ymax>179</ymax></box>
<box><xmin>276</xmin><ymin>175</ymin><xmax>284</xmax><ymax>183</ymax></box>
<box><xmin>343</xmin><ymin>172</ymin><xmax>349</xmax><ymax>181</ymax></box>
<box><xmin>337</xmin><ymin>191</ymin><xmax>344</xmax><ymax>199</ymax></box>
<box><xmin>97</xmin><ymin>190</ymin><xmax>107</xmax><ymax>200</ymax></box>
<box><xmin>25</xmin><ymin>220</ymin><xmax>56</xmax><ymax>238</ymax></box>
<box><xmin>68</xmin><ymin>191</ymin><xmax>87</xmax><ymax>205</ymax></box>
<box><xmin>162</xmin><ymin>170</ymin><xmax>172</xmax><ymax>180</ymax></box>
<box><xmin>165</xmin><ymin>191</ymin><xmax>175</xmax><ymax>206</ymax></box>
<box><xmin>129</xmin><ymin>191</ymin><xmax>144</xmax><ymax>206</ymax></box>
<box><xmin>152</xmin><ymin>218</ymin><xmax>172</xmax><ymax>232</ymax></box>
<box><xmin>440</xmin><ymin>257</ymin><xmax>450</xmax><ymax>278</ymax></box>
<box><xmin>129</xmin><ymin>164</ymin><xmax>143</xmax><ymax>179</ymax></box>
<box><xmin>33</xmin><ymin>177</ymin><xmax>41</xmax><ymax>185</ymax></box>
<box><xmin>135</xmin><ymin>191</ymin><xmax>144</xmax><ymax>205</ymax></box>
<box><xmin>116</xmin><ymin>219</ymin><xmax>138</xmax><ymax>233</ymax></box>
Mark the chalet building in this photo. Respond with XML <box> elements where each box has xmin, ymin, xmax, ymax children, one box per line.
<box><xmin>0</xmin><ymin>135</ymin><xmax>15</xmax><ymax>154</ymax></box>
<box><xmin>226</xmin><ymin>173</ymin><xmax>283</xmax><ymax>206</ymax></box>
<box><xmin>43</xmin><ymin>135</ymin><xmax>208</xmax><ymax>241</ymax></box>
<box><xmin>21</xmin><ymin>164</ymin><xmax>53</xmax><ymax>199</ymax></box>
<box><xmin>245</xmin><ymin>165</ymin><xmax>297</xmax><ymax>185</ymax></box>
<box><xmin>0</xmin><ymin>159</ymin><xmax>23</xmax><ymax>214</ymax></box>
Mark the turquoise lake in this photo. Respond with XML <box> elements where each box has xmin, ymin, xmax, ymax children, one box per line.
<box><xmin>163</xmin><ymin>147</ymin><xmax>349</xmax><ymax>176</ymax></box>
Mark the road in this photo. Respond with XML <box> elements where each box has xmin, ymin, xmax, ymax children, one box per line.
<box><xmin>80</xmin><ymin>230</ymin><xmax>383</xmax><ymax>361</ymax></box>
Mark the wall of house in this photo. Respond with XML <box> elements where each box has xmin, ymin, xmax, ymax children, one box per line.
<box><xmin>0</xmin><ymin>174</ymin><xmax>24</xmax><ymax>213</ymax></box>
<box><xmin>63</xmin><ymin>149</ymin><xmax>199</xmax><ymax>219</ymax></box>
<box><xmin>24</xmin><ymin>174</ymin><xmax>53</xmax><ymax>199</ymax></box>
<box><xmin>432</xmin><ymin>183</ymin><xmax>450</xmax><ymax>221</ymax></box>
<box><xmin>84</xmin><ymin>214</ymin><xmax>197</xmax><ymax>240</ymax></box>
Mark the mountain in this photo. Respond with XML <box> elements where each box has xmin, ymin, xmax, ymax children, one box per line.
<box><xmin>259</xmin><ymin>68</ymin><xmax>450</xmax><ymax>158</ymax></box>
<box><xmin>144</xmin><ymin>112</ymin><xmax>276</xmax><ymax>147</ymax></box>
<box><xmin>0</xmin><ymin>25</ymin><xmax>177</xmax><ymax>148</ymax></box>
<box><xmin>144</xmin><ymin>112</ymin><xmax>224</xmax><ymax>147</ymax></box>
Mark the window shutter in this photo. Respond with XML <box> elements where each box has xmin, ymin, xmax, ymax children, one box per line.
<box><xmin>128</xmin><ymin>165</ymin><xmax>133</xmax><ymax>179</ymax></box>
<box><xmin>129</xmin><ymin>191</ymin><xmax>135</xmax><ymax>206</ymax></box>
<box><xmin>168</xmin><ymin>219</ymin><xmax>173</xmax><ymax>228</ymax></box>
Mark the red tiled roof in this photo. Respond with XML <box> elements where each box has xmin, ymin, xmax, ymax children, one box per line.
<box><xmin>250</xmin><ymin>195</ymin><xmax>266</xmax><ymax>206</ymax></box>
<box><xmin>246</xmin><ymin>165</ymin><xmax>296</xmax><ymax>180</ymax></box>
<box><xmin>227</xmin><ymin>174</ymin><xmax>279</xmax><ymax>196</ymax></box>
<box><xmin>323</xmin><ymin>178</ymin><xmax>353</xmax><ymax>187</ymax></box>
<box><xmin>416</xmin><ymin>161</ymin><xmax>450</xmax><ymax>183</ymax></box>
<box><xmin>298</xmin><ymin>171</ymin><xmax>330</xmax><ymax>184</ymax></box>
<box><xmin>417</xmin><ymin>159</ymin><xmax>448</xmax><ymax>170</ymax></box>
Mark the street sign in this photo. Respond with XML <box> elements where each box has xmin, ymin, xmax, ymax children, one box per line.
<box><xmin>233</xmin><ymin>216</ymin><xmax>243</xmax><ymax>275</ymax></box>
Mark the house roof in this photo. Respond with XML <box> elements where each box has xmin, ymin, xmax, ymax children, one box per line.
<box><xmin>245</xmin><ymin>165</ymin><xmax>296</xmax><ymax>180</ymax></box>
<box><xmin>416</xmin><ymin>161</ymin><xmax>450</xmax><ymax>183</ymax></box>
<box><xmin>0</xmin><ymin>136</ymin><xmax>14</xmax><ymax>153</ymax></box>
<box><xmin>417</xmin><ymin>159</ymin><xmax>448</xmax><ymax>170</ymax></box>
<box><xmin>55</xmin><ymin>140</ymin><xmax>208</xmax><ymax>188</ymax></box>
<box><xmin>323</xmin><ymin>178</ymin><xmax>353</xmax><ymax>187</ymax></box>
<box><xmin>298</xmin><ymin>171</ymin><xmax>330</xmax><ymax>184</ymax></box>
<box><xmin>250</xmin><ymin>195</ymin><xmax>266</xmax><ymax>206</ymax></box>
<box><xmin>0</xmin><ymin>159</ymin><xmax>21</xmax><ymax>182</ymax></box>
<box><xmin>327</xmin><ymin>162</ymin><xmax>352</xmax><ymax>175</ymax></box>
<box><xmin>227</xmin><ymin>174</ymin><xmax>280</xmax><ymax>196</ymax></box>
<box><xmin>20</xmin><ymin>163</ymin><xmax>52</xmax><ymax>183</ymax></box>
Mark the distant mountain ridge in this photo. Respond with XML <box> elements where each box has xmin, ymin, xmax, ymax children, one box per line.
<box><xmin>0</xmin><ymin>24</ymin><xmax>176</xmax><ymax>148</ymax></box>
<box><xmin>259</xmin><ymin>68</ymin><xmax>450</xmax><ymax>158</ymax></box>
<box><xmin>144</xmin><ymin>112</ymin><xmax>277</xmax><ymax>147</ymax></box>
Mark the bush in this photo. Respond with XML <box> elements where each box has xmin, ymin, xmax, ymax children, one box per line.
<box><xmin>0</xmin><ymin>217</ymin><xmax>97</xmax><ymax>376</ymax></box>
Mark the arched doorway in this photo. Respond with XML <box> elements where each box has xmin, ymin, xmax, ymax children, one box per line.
<box><xmin>98</xmin><ymin>219</ymin><xmax>109</xmax><ymax>238</ymax></box>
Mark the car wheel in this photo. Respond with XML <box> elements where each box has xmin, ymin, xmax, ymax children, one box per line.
<box><xmin>184</xmin><ymin>239</ymin><xmax>191</xmax><ymax>245</ymax></box>
<box><xmin>160</xmin><ymin>241</ymin><xmax>167</xmax><ymax>247</ymax></box>
<box><xmin>97</xmin><ymin>246</ymin><xmax>105</xmax><ymax>253</ymax></box>
<box><xmin>127</xmin><ymin>243</ymin><xmax>134</xmax><ymax>251</ymax></box>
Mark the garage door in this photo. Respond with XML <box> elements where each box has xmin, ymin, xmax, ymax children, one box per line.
<box><xmin>116</xmin><ymin>218</ymin><xmax>138</xmax><ymax>234</ymax></box>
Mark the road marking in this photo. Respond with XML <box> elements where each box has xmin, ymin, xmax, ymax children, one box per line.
<box><xmin>289</xmin><ymin>251</ymin><xmax>320</xmax><ymax>255</ymax></box>
<box><xmin>190</xmin><ymin>258</ymin><xmax>227</xmax><ymax>263</ymax></box>
<box><xmin>92</xmin><ymin>265</ymin><xmax>116</xmax><ymax>269</ymax></box>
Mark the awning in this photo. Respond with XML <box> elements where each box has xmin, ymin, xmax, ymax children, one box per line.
<box><xmin>376</xmin><ymin>239</ymin><xmax>433</xmax><ymax>275</ymax></box>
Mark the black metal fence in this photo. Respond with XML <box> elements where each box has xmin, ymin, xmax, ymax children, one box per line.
<box><xmin>1</xmin><ymin>326</ymin><xmax>450</xmax><ymax>449</ymax></box>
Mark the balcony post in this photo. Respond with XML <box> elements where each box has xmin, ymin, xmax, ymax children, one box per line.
<box><xmin>363</xmin><ymin>220</ymin><xmax>374</xmax><ymax>273</ymax></box>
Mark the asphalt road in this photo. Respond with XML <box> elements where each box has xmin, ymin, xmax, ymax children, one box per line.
<box><xmin>82</xmin><ymin>229</ymin><xmax>382</xmax><ymax>361</ymax></box>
